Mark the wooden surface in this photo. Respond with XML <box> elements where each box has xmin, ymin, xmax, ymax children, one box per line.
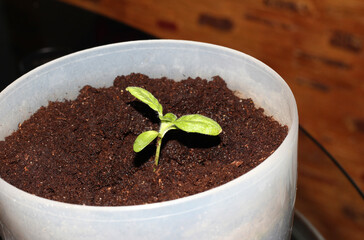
<box><xmin>58</xmin><ymin>0</ymin><xmax>364</xmax><ymax>239</ymax></box>
<box><xmin>297</xmin><ymin>129</ymin><xmax>363</xmax><ymax>239</ymax></box>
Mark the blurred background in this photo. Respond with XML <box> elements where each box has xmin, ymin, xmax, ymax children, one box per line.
<box><xmin>0</xmin><ymin>0</ymin><xmax>363</xmax><ymax>239</ymax></box>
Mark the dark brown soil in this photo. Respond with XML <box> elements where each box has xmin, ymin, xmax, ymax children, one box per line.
<box><xmin>0</xmin><ymin>73</ymin><xmax>288</xmax><ymax>206</ymax></box>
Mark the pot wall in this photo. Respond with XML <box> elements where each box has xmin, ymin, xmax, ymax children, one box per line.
<box><xmin>0</xmin><ymin>40</ymin><xmax>298</xmax><ymax>240</ymax></box>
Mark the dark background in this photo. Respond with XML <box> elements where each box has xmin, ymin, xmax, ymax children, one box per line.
<box><xmin>0</xmin><ymin>0</ymin><xmax>154</xmax><ymax>91</ymax></box>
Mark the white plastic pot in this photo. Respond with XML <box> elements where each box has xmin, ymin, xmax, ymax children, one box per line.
<box><xmin>0</xmin><ymin>40</ymin><xmax>298</xmax><ymax>240</ymax></box>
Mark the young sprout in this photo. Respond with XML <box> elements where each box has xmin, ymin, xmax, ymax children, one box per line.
<box><xmin>126</xmin><ymin>86</ymin><xmax>222</xmax><ymax>169</ymax></box>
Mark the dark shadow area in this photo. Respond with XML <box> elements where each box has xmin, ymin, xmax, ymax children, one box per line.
<box><xmin>128</xmin><ymin>101</ymin><xmax>160</xmax><ymax>124</ymax></box>
<box><xmin>133</xmin><ymin>129</ymin><xmax>221</xmax><ymax>167</ymax></box>
<box><xmin>133</xmin><ymin>143</ymin><xmax>156</xmax><ymax>168</ymax></box>
<box><xmin>164</xmin><ymin>130</ymin><xmax>221</xmax><ymax>149</ymax></box>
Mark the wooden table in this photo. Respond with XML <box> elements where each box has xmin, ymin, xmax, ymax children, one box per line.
<box><xmin>297</xmin><ymin>127</ymin><xmax>363</xmax><ymax>239</ymax></box>
<box><xmin>57</xmin><ymin>0</ymin><xmax>364</xmax><ymax>238</ymax></box>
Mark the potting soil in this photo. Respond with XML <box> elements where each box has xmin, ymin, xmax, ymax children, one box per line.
<box><xmin>0</xmin><ymin>73</ymin><xmax>288</xmax><ymax>206</ymax></box>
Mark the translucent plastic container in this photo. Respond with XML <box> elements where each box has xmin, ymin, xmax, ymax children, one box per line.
<box><xmin>0</xmin><ymin>40</ymin><xmax>298</xmax><ymax>240</ymax></box>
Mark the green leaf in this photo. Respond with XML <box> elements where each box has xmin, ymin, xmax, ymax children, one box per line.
<box><xmin>133</xmin><ymin>130</ymin><xmax>159</xmax><ymax>152</ymax></box>
<box><xmin>174</xmin><ymin>114</ymin><xmax>222</xmax><ymax>136</ymax></box>
<box><xmin>159</xmin><ymin>121</ymin><xmax>177</xmax><ymax>138</ymax></box>
<box><xmin>160</xmin><ymin>112</ymin><xmax>177</xmax><ymax>122</ymax></box>
<box><xmin>126</xmin><ymin>87</ymin><xmax>163</xmax><ymax>117</ymax></box>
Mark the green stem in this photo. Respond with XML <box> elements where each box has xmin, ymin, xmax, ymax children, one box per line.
<box><xmin>154</xmin><ymin>137</ymin><xmax>162</xmax><ymax>169</ymax></box>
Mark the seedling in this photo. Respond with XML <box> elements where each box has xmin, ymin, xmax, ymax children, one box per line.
<box><xmin>126</xmin><ymin>86</ymin><xmax>222</xmax><ymax>169</ymax></box>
